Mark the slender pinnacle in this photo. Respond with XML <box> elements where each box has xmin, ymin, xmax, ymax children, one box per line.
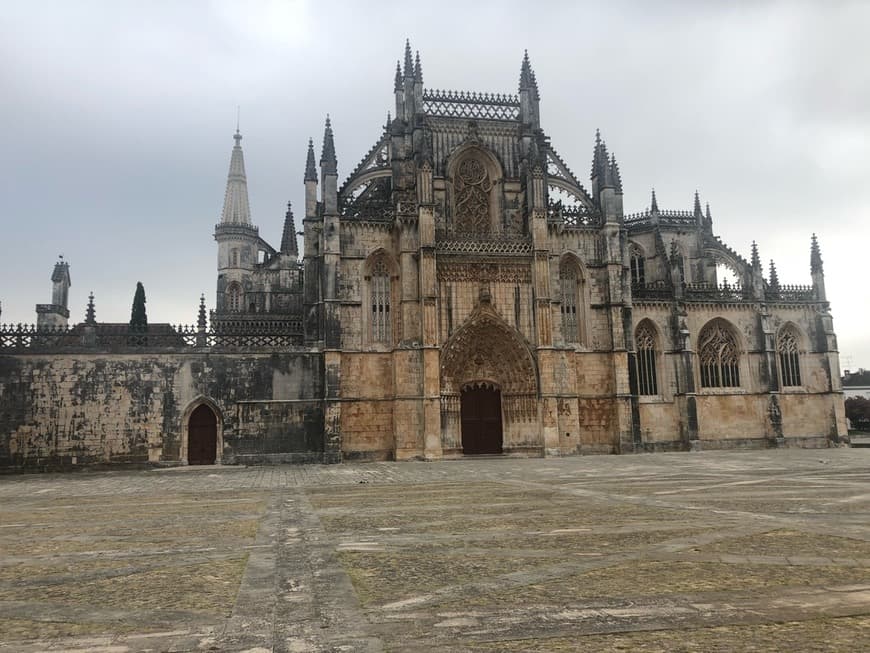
<box><xmin>403</xmin><ymin>39</ymin><xmax>413</xmax><ymax>77</ymax></box>
<box><xmin>414</xmin><ymin>50</ymin><xmax>422</xmax><ymax>83</ymax></box>
<box><xmin>320</xmin><ymin>115</ymin><xmax>336</xmax><ymax>174</ymax></box>
<box><xmin>304</xmin><ymin>137</ymin><xmax>317</xmax><ymax>182</ymax></box>
<box><xmin>751</xmin><ymin>241</ymin><xmax>761</xmax><ymax>269</ymax></box>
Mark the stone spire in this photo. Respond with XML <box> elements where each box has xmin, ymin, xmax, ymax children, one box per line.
<box><xmin>810</xmin><ymin>233</ymin><xmax>823</xmax><ymax>273</ymax></box>
<box><xmin>519</xmin><ymin>49</ymin><xmax>533</xmax><ymax>90</ymax></box>
<box><xmin>304</xmin><ymin>137</ymin><xmax>317</xmax><ymax>182</ymax></box>
<box><xmin>320</xmin><ymin>115</ymin><xmax>337</xmax><ymax>176</ymax></box>
<box><xmin>610</xmin><ymin>153</ymin><xmax>622</xmax><ymax>193</ymax></box>
<box><xmin>518</xmin><ymin>50</ymin><xmax>541</xmax><ymax>129</ymax></box>
<box><xmin>751</xmin><ymin>241</ymin><xmax>761</xmax><ymax>270</ymax></box>
<box><xmin>220</xmin><ymin>129</ymin><xmax>253</xmax><ymax>225</ymax></box>
<box><xmin>414</xmin><ymin>50</ymin><xmax>422</xmax><ymax>83</ymax></box>
<box><xmin>693</xmin><ymin>190</ymin><xmax>703</xmax><ymax>220</ymax></box>
<box><xmin>403</xmin><ymin>39</ymin><xmax>413</xmax><ymax>78</ymax></box>
<box><xmin>810</xmin><ymin>234</ymin><xmax>826</xmax><ymax>301</ymax></box>
<box><xmin>590</xmin><ymin>129</ymin><xmax>612</xmax><ymax>200</ymax></box>
<box><xmin>518</xmin><ymin>49</ymin><xmax>540</xmax><ymax>99</ymax></box>
<box><xmin>591</xmin><ymin>130</ymin><xmax>600</xmax><ymax>178</ymax></box>
<box><xmin>748</xmin><ymin>241</ymin><xmax>765</xmax><ymax>300</ymax></box>
<box><xmin>769</xmin><ymin>259</ymin><xmax>780</xmax><ymax>291</ymax></box>
<box><xmin>394</xmin><ymin>60</ymin><xmax>402</xmax><ymax>91</ymax></box>
<box><xmin>197</xmin><ymin>294</ymin><xmax>207</xmax><ymax>331</ymax></box>
<box><xmin>591</xmin><ymin>129</ymin><xmax>609</xmax><ymax>182</ymax></box>
<box><xmin>650</xmin><ymin>188</ymin><xmax>659</xmax><ymax>213</ymax></box>
<box><xmin>704</xmin><ymin>202</ymin><xmax>713</xmax><ymax>230</ymax></box>
<box><xmin>281</xmin><ymin>202</ymin><xmax>298</xmax><ymax>257</ymax></box>
<box><xmin>85</xmin><ymin>292</ymin><xmax>96</xmax><ymax>325</ymax></box>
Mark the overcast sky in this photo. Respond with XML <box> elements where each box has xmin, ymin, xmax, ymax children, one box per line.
<box><xmin>1</xmin><ymin>0</ymin><xmax>867</xmax><ymax>368</ymax></box>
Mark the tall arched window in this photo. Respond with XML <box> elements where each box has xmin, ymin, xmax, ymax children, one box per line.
<box><xmin>630</xmin><ymin>244</ymin><xmax>645</xmax><ymax>285</ymax></box>
<box><xmin>777</xmin><ymin>325</ymin><xmax>802</xmax><ymax>387</ymax></box>
<box><xmin>560</xmin><ymin>258</ymin><xmax>585</xmax><ymax>344</ymax></box>
<box><xmin>699</xmin><ymin>320</ymin><xmax>740</xmax><ymax>388</ymax></box>
<box><xmin>635</xmin><ymin>321</ymin><xmax>658</xmax><ymax>395</ymax></box>
<box><xmin>227</xmin><ymin>282</ymin><xmax>242</xmax><ymax>312</ymax></box>
<box><xmin>370</xmin><ymin>257</ymin><xmax>391</xmax><ymax>344</ymax></box>
<box><xmin>453</xmin><ymin>155</ymin><xmax>493</xmax><ymax>236</ymax></box>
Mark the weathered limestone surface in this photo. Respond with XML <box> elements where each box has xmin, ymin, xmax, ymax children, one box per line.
<box><xmin>0</xmin><ymin>352</ymin><xmax>324</xmax><ymax>469</ymax></box>
<box><xmin>2</xmin><ymin>451</ymin><xmax>870</xmax><ymax>652</ymax></box>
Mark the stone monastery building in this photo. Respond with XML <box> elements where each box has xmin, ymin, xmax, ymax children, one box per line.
<box><xmin>0</xmin><ymin>44</ymin><xmax>848</xmax><ymax>468</ymax></box>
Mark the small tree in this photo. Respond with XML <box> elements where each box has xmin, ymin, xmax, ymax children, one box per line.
<box><xmin>129</xmin><ymin>282</ymin><xmax>148</xmax><ymax>331</ymax></box>
<box><xmin>845</xmin><ymin>396</ymin><xmax>870</xmax><ymax>431</ymax></box>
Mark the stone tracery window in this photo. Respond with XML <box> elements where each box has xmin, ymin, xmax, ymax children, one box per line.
<box><xmin>699</xmin><ymin>320</ymin><xmax>740</xmax><ymax>388</ymax></box>
<box><xmin>560</xmin><ymin>259</ymin><xmax>585</xmax><ymax>344</ymax></box>
<box><xmin>630</xmin><ymin>244</ymin><xmax>645</xmax><ymax>285</ymax></box>
<box><xmin>226</xmin><ymin>282</ymin><xmax>242</xmax><ymax>312</ymax></box>
<box><xmin>777</xmin><ymin>326</ymin><xmax>802</xmax><ymax>387</ymax></box>
<box><xmin>370</xmin><ymin>257</ymin><xmax>391</xmax><ymax>344</ymax></box>
<box><xmin>635</xmin><ymin>321</ymin><xmax>658</xmax><ymax>395</ymax></box>
<box><xmin>454</xmin><ymin>155</ymin><xmax>492</xmax><ymax>235</ymax></box>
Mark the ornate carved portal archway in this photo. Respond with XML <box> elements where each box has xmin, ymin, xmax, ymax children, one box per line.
<box><xmin>440</xmin><ymin>305</ymin><xmax>540</xmax><ymax>455</ymax></box>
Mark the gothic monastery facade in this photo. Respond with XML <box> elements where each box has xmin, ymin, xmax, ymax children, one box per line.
<box><xmin>0</xmin><ymin>44</ymin><xmax>848</xmax><ymax>468</ymax></box>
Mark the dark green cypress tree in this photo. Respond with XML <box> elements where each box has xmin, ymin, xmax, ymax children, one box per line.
<box><xmin>129</xmin><ymin>282</ymin><xmax>148</xmax><ymax>331</ymax></box>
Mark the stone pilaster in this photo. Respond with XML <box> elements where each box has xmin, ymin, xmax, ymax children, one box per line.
<box><xmin>418</xmin><ymin>175</ymin><xmax>442</xmax><ymax>458</ymax></box>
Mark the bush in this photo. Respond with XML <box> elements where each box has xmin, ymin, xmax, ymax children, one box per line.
<box><xmin>845</xmin><ymin>396</ymin><xmax>870</xmax><ymax>431</ymax></box>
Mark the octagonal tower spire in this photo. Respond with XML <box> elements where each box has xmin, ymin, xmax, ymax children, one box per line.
<box><xmin>220</xmin><ymin>128</ymin><xmax>253</xmax><ymax>226</ymax></box>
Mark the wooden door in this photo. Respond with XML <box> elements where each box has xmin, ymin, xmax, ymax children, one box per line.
<box><xmin>460</xmin><ymin>385</ymin><xmax>503</xmax><ymax>454</ymax></box>
<box><xmin>188</xmin><ymin>405</ymin><xmax>217</xmax><ymax>465</ymax></box>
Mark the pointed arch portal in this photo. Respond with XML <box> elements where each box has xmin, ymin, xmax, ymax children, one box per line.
<box><xmin>188</xmin><ymin>404</ymin><xmax>217</xmax><ymax>465</ymax></box>
<box><xmin>441</xmin><ymin>304</ymin><xmax>538</xmax><ymax>455</ymax></box>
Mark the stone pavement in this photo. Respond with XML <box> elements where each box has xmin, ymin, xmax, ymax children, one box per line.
<box><xmin>1</xmin><ymin>449</ymin><xmax>870</xmax><ymax>651</ymax></box>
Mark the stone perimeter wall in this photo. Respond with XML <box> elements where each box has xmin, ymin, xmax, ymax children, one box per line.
<box><xmin>0</xmin><ymin>351</ymin><xmax>326</xmax><ymax>470</ymax></box>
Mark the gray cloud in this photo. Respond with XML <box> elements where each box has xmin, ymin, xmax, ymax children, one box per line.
<box><xmin>0</xmin><ymin>0</ymin><xmax>865</xmax><ymax>366</ymax></box>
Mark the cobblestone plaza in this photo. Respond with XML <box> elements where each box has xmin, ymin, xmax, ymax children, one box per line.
<box><xmin>2</xmin><ymin>450</ymin><xmax>870</xmax><ymax>651</ymax></box>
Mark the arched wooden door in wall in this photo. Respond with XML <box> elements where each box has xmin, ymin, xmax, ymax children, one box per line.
<box><xmin>188</xmin><ymin>404</ymin><xmax>217</xmax><ymax>465</ymax></box>
<box><xmin>460</xmin><ymin>384</ymin><xmax>503</xmax><ymax>454</ymax></box>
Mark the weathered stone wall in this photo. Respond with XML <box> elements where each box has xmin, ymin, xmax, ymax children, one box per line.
<box><xmin>439</xmin><ymin>276</ymin><xmax>535</xmax><ymax>343</ymax></box>
<box><xmin>339</xmin><ymin>352</ymin><xmax>396</xmax><ymax>460</ymax></box>
<box><xmin>779</xmin><ymin>393</ymin><xmax>842</xmax><ymax>441</ymax></box>
<box><xmin>0</xmin><ymin>351</ymin><xmax>324</xmax><ymax>469</ymax></box>
<box><xmin>338</xmin><ymin>222</ymin><xmax>405</xmax><ymax>350</ymax></box>
<box><xmin>339</xmin><ymin>400</ymin><xmax>394</xmax><ymax>460</ymax></box>
<box><xmin>637</xmin><ymin>400</ymin><xmax>682</xmax><ymax>447</ymax></box>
